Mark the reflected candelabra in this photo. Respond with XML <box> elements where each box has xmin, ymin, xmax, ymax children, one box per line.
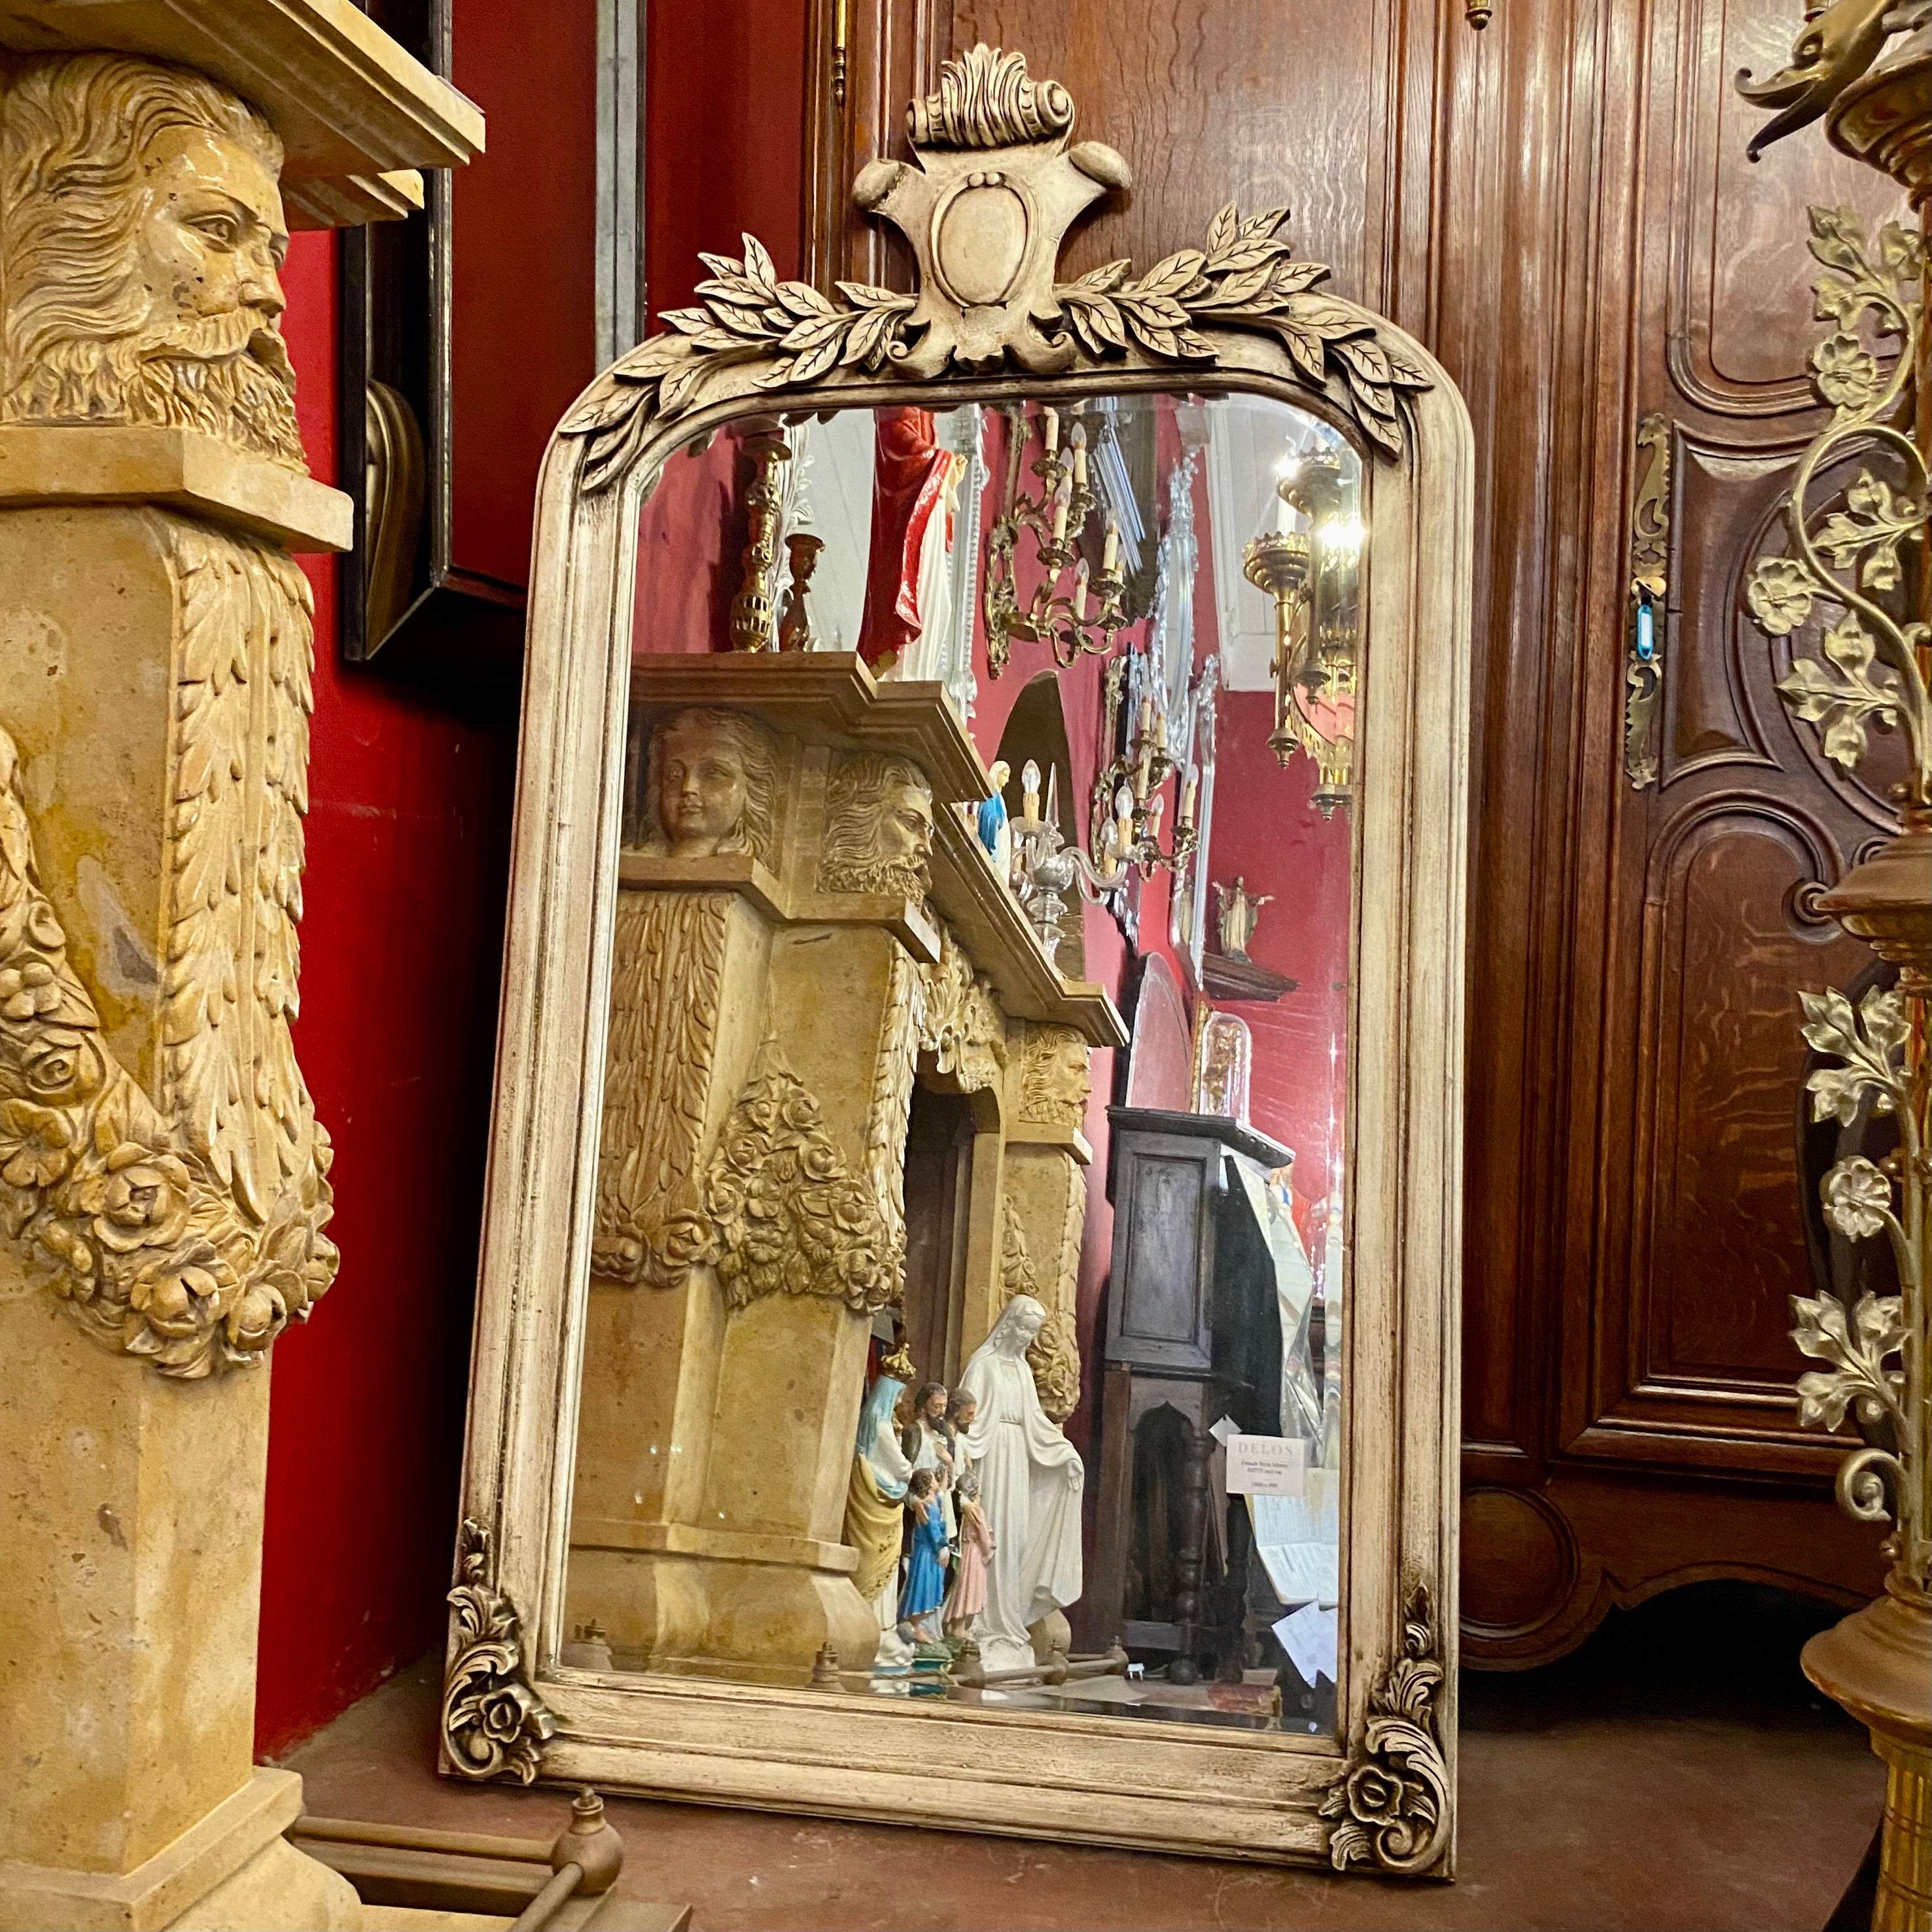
<box><xmin>983</xmin><ymin>405</ymin><xmax>1129</xmax><ymax>678</ymax></box>
<box><xmin>1242</xmin><ymin>451</ymin><xmax>1362</xmax><ymax>818</ymax></box>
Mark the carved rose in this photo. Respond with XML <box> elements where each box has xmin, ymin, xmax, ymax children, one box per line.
<box><xmin>12</xmin><ymin>1025</ymin><xmax>105</xmax><ymax>1105</ymax></box>
<box><xmin>226</xmin><ymin>1281</ymin><xmax>287</xmax><ymax>1351</ymax></box>
<box><xmin>1745</xmin><ymin>556</ymin><xmax>1814</xmax><ymax>637</ymax></box>
<box><xmin>125</xmin><ymin>1243</ymin><xmax>232</xmax><ymax>1333</ymax></box>
<box><xmin>476</xmin><ymin>1681</ymin><xmax>544</xmax><ymax>1744</ymax></box>
<box><xmin>1343</xmin><ymin>1761</ymin><xmax>1410</xmax><ymax>1827</ymax></box>
<box><xmin>1823</xmin><ymin>1156</ymin><xmax>1893</xmax><ymax>1242</ymax></box>
<box><xmin>80</xmin><ymin>1151</ymin><xmax>194</xmax><ymax>1254</ymax></box>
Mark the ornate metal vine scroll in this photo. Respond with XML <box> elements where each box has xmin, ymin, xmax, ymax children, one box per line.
<box><xmin>443</xmin><ymin>1520</ymin><xmax>556</xmax><ymax>1785</ymax></box>
<box><xmin>559</xmin><ymin>44</ymin><xmax>1431</xmax><ymax>495</ymax></box>
<box><xmin>1742</xmin><ymin>203</ymin><xmax>1929</xmax><ymax>1600</ymax></box>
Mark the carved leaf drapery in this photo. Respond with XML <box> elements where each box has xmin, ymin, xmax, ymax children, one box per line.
<box><xmin>0</xmin><ymin>521</ymin><xmax>335</xmax><ymax>1377</ymax></box>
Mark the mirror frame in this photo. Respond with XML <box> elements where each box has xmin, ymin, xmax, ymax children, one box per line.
<box><xmin>448</xmin><ymin>46</ymin><xmax>1472</xmax><ymax>1874</ymax></box>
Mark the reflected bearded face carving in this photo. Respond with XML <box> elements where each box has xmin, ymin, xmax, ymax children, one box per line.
<box><xmin>818</xmin><ymin>753</ymin><xmax>935</xmax><ymax>901</ymax></box>
<box><xmin>641</xmin><ymin>707</ymin><xmax>777</xmax><ymax>861</ymax></box>
<box><xmin>0</xmin><ymin>54</ymin><xmax>305</xmax><ymax>470</ymax></box>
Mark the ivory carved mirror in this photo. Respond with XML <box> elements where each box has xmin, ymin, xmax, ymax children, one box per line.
<box><xmin>452</xmin><ymin>47</ymin><xmax>1471</xmax><ymax>1874</ymax></box>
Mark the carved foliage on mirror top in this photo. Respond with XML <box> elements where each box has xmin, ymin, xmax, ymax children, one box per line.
<box><xmin>557</xmin><ymin>45</ymin><xmax>1433</xmax><ymax>495</ymax></box>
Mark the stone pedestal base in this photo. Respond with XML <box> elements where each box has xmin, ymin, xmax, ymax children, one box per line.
<box><xmin>0</xmin><ymin>1768</ymin><xmax>359</xmax><ymax>1932</ymax></box>
<box><xmin>569</xmin><ymin>1528</ymin><xmax>880</xmax><ymax>1687</ymax></box>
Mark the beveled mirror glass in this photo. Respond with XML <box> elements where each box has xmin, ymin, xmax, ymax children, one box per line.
<box><xmin>452</xmin><ymin>46</ymin><xmax>1471</xmax><ymax>1872</ymax></box>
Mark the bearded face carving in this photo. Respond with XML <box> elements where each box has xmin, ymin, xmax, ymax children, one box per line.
<box><xmin>0</xmin><ymin>53</ymin><xmax>306</xmax><ymax>471</ymax></box>
<box><xmin>817</xmin><ymin>752</ymin><xmax>935</xmax><ymax>902</ymax></box>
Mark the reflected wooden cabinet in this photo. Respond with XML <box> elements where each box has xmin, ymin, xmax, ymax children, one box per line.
<box><xmin>803</xmin><ymin>0</ymin><xmax>1895</xmax><ymax>1664</ymax></box>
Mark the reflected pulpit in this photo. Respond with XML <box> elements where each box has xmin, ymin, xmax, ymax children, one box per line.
<box><xmin>1092</xmin><ymin>1106</ymin><xmax>1303</xmax><ymax>1681</ymax></box>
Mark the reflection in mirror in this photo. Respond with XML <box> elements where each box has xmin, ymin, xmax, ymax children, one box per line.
<box><xmin>567</xmin><ymin>387</ymin><xmax>1358</xmax><ymax>1743</ymax></box>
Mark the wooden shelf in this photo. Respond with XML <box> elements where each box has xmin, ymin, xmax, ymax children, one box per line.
<box><xmin>631</xmin><ymin>654</ymin><xmax>991</xmax><ymax>805</ymax></box>
<box><xmin>1201</xmin><ymin>951</ymin><xmax>1297</xmax><ymax>1002</ymax></box>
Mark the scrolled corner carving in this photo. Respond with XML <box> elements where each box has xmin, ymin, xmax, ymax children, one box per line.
<box><xmin>442</xmin><ymin>1519</ymin><xmax>556</xmax><ymax>1786</ymax></box>
<box><xmin>920</xmin><ymin>927</ymin><xmax>1007</xmax><ymax>1095</ymax></box>
<box><xmin>0</xmin><ymin>716</ymin><xmax>336</xmax><ymax>1378</ymax></box>
<box><xmin>556</xmin><ymin>46</ymin><xmax>1432</xmax><ymax>493</ymax></box>
<box><xmin>646</xmin><ymin>1038</ymin><xmax>902</xmax><ymax>1315</ymax></box>
<box><xmin>1320</xmin><ymin>1584</ymin><xmax>1452</xmax><ymax>1876</ymax></box>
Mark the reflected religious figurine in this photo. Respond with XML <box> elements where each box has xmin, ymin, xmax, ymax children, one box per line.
<box><xmin>637</xmin><ymin>706</ymin><xmax>777</xmax><ymax>861</ymax></box>
<box><xmin>899</xmin><ymin>1468</ymin><xmax>951</xmax><ymax>1641</ymax></box>
<box><xmin>945</xmin><ymin>1472</ymin><xmax>994</xmax><ymax>1638</ymax></box>
<box><xmin>817</xmin><ymin>751</ymin><xmax>936</xmax><ymax>900</ymax></box>
<box><xmin>976</xmin><ymin>759</ymin><xmax>1014</xmax><ymax>886</ymax></box>
<box><xmin>843</xmin><ymin>1354</ymin><xmax>916</xmax><ymax>1670</ymax></box>
<box><xmin>1214</xmin><ymin>875</ymin><xmax>1273</xmax><ymax>962</ymax></box>
<box><xmin>900</xmin><ymin>1379</ymin><xmax>957</xmax><ymax>1536</ymax></box>
<box><xmin>957</xmin><ymin>1294</ymin><xmax>1085</xmax><ymax>1674</ymax></box>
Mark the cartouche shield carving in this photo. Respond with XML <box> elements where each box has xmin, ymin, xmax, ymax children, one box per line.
<box><xmin>0</xmin><ymin>52</ymin><xmax>306</xmax><ymax>469</ymax></box>
<box><xmin>559</xmin><ymin>46</ymin><xmax>1433</xmax><ymax>492</ymax></box>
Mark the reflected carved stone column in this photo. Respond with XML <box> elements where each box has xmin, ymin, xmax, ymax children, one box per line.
<box><xmin>0</xmin><ymin>30</ymin><xmax>474</xmax><ymax>1929</ymax></box>
<box><xmin>569</xmin><ymin>724</ymin><xmax>935</xmax><ymax>1687</ymax></box>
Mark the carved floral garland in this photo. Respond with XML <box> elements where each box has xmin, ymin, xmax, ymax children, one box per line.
<box><xmin>648</xmin><ymin>1040</ymin><xmax>901</xmax><ymax>1313</ymax></box>
<box><xmin>443</xmin><ymin>1519</ymin><xmax>555</xmax><ymax>1784</ymax></box>
<box><xmin>1320</xmin><ymin>1585</ymin><xmax>1452</xmax><ymax>1874</ymax></box>
<box><xmin>0</xmin><ymin>722</ymin><xmax>334</xmax><ymax>1377</ymax></box>
<box><xmin>561</xmin><ymin>203</ymin><xmax>1431</xmax><ymax>494</ymax></box>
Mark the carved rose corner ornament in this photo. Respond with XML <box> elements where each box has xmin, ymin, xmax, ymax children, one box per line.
<box><xmin>0</xmin><ymin>715</ymin><xmax>336</xmax><ymax>1377</ymax></box>
<box><xmin>558</xmin><ymin>45</ymin><xmax>1432</xmax><ymax>495</ymax></box>
<box><xmin>1321</xmin><ymin>1585</ymin><xmax>1452</xmax><ymax>1875</ymax></box>
<box><xmin>443</xmin><ymin>1520</ymin><xmax>556</xmax><ymax>1785</ymax></box>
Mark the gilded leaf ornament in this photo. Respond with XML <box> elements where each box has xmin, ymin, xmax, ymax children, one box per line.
<box><xmin>1320</xmin><ymin>1585</ymin><xmax>1452</xmax><ymax>1874</ymax></box>
<box><xmin>558</xmin><ymin>46</ymin><xmax>1431</xmax><ymax>493</ymax></box>
<box><xmin>443</xmin><ymin>1520</ymin><xmax>556</xmax><ymax>1785</ymax></box>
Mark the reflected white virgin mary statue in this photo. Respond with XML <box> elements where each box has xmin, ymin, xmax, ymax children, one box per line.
<box><xmin>957</xmin><ymin>1295</ymin><xmax>1085</xmax><ymax>1672</ymax></box>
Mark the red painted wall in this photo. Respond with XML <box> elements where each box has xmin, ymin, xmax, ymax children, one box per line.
<box><xmin>257</xmin><ymin>231</ymin><xmax>519</xmax><ymax>1760</ymax></box>
<box><xmin>255</xmin><ymin>0</ymin><xmax>813</xmax><ymax>1759</ymax></box>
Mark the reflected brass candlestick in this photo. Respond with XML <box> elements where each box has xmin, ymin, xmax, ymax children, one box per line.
<box><xmin>1242</xmin><ymin>527</ymin><xmax>1311</xmax><ymax>765</ymax></box>
<box><xmin>983</xmin><ymin>406</ymin><xmax>1130</xmax><ymax>676</ymax></box>
<box><xmin>728</xmin><ymin>434</ymin><xmax>788</xmax><ymax>652</ymax></box>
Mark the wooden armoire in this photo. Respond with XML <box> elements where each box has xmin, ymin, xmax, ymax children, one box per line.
<box><xmin>796</xmin><ymin>0</ymin><xmax>1900</xmax><ymax>1663</ymax></box>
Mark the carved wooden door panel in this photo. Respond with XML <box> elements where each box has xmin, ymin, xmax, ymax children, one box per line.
<box><xmin>1456</xmin><ymin>0</ymin><xmax>1905</xmax><ymax>1662</ymax></box>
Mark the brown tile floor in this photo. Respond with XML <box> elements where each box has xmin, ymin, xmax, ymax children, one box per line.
<box><xmin>283</xmin><ymin>1583</ymin><xmax>1880</xmax><ymax>1932</ymax></box>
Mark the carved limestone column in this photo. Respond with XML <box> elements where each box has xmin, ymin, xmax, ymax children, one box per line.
<box><xmin>1000</xmin><ymin>1023</ymin><xmax>1095</xmax><ymax>1422</ymax></box>
<box><xmin>569</xmin><ymin>713</ymin><xmax>936</xmax><ymax>1687</ymax></box>
<box><xmin>0</xmin><ymin>27</ymin><xmax>476</xmax><ymax>1930</ymax></box>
